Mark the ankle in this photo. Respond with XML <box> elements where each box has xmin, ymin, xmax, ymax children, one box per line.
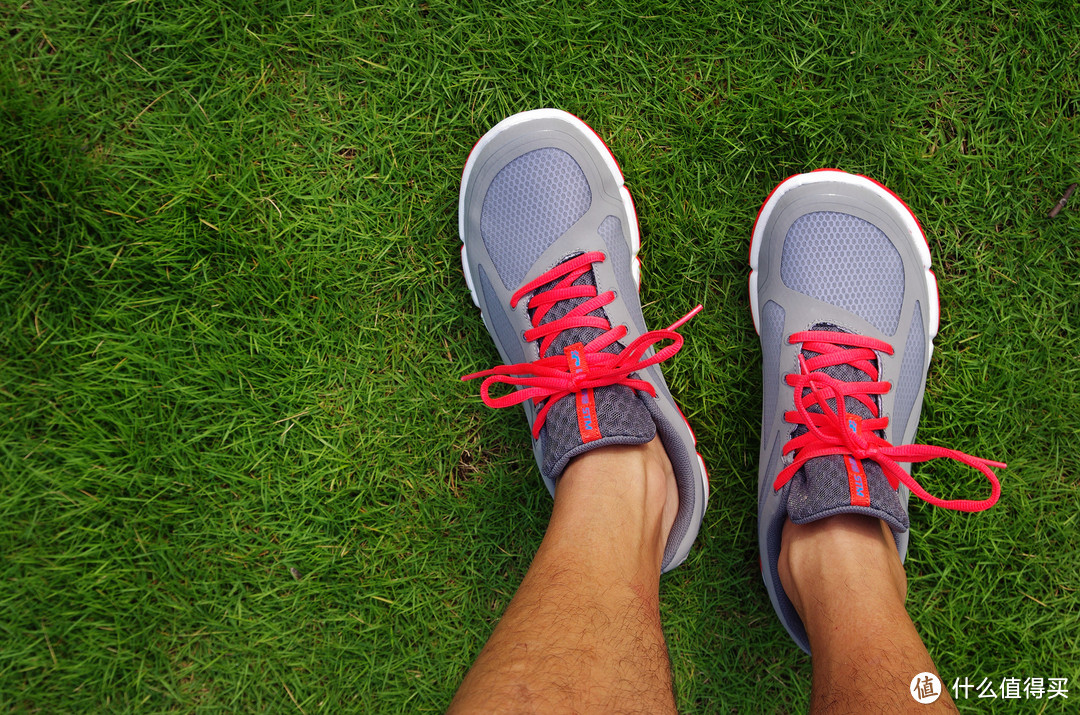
<box><xmin>553</xmin><ymin>437</ymin><xmax>678</xmax><ymax>568</ymax></box>
<box><xmin>778</xmin><ymin>514</ymin><xmax>907</xmax><ymax>625</ymax></box>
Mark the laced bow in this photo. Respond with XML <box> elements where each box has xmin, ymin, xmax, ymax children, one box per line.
<box><xmin>774</xmin><ymin>330</ymin><xmax>1004</xmax><ymax>512</ymax></box>
<box><xmin>462</xmin><ymin>251</ymin><xmax>700</xmax><ymax>438</ymax></box>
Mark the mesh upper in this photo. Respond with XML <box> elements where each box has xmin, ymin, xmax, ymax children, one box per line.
<box><xmin>480</xmin><ymin>148</ymin><xmax>592</xmax><ymax>291</ymax></box>
<box><xmin>780</xmin><ymin>211</ymin><xmax>905</xmax><ymax>335</ymax></box>
<box><xmin>598</xmin><ymin>215</ymin><xmax>647</xmax><ymax>335</ymax></box>
<box><xmin>760</xmin><ymin>300</ymin><xmax>785</xmax><ymax>439</ymax></box>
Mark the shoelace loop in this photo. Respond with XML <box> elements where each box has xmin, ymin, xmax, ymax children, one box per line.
<box><xmin>774</xmin><ymin>330</ymin><xmax>1004</xmax><ymax>512</ymax></box>
<box><xmin>462</xmin><ymin>251</ymin><xmax>700</xmax><ymax>438</ymax></box>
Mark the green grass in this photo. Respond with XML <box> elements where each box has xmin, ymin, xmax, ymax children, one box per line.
<box><xmin>1</xmin><ymin>0</ymin><xmax>1078</xmax><ymax>712</ymax></box>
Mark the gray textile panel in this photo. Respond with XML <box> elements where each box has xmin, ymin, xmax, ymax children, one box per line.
<box><xmin>787</xmin><ymin>454</ymin><xmax>909</xmax><ymax>532</ymax></box>
<box><xmin>541</xmin><ymin>384</ymin><xmax>656</xmax><ymax>481</ymax></box>
<box><xmin>760</xmin><ymin>300</ymin><xmax>785</xmax><ymax>439</ymax></box>
<box><xmin>892</xmin><ymin>302</ymin><xmax>925</xmax><ymax>440</ymax></box>
<box><xmin>479</xmin><ymin>264</ymin><xmax>526</xmax><ymax>367</ymax></box>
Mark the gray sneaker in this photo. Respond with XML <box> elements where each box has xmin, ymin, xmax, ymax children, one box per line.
<box><xmin>750</xmin><ymin>170</ymin><xmax>1004</xmax><ymax>652</ymax></box>
<box><xmin>459</xmin><ymin>109</ymin><xmax>708</xmax><ymax>573</ymax></box>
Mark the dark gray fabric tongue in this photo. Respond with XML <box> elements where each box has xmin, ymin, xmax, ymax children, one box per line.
<box><xmin>530</xmin><ymin>259</ymin><xmax>656</xmax><ymax>481</ymax></box>
<box><xmin>785</xmin><ymin>324</ymin><xmax>909</xmax><ymax>533</ymax></box>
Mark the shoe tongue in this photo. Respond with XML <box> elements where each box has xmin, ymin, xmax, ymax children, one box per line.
<box><xmin>792</xmin><ymin>323</ymin><xmax>875</xmax><ymax>423</ymax></box>
<box><xmin>785</xmin><ymin>324</ymin><xmax>910</xmax><ymax>532</ymax></box>
<box><xmin>532</xmin><ymin>264</ymin><xmax>618</xmax><ymax>359</ymax></box>
<box><xmin>528</xmin><ymin>257</ymin><xmax>656</xmax><ymax>481</ymax></box>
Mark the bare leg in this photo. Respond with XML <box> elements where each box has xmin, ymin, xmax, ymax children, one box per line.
<box><xmin>448</xmin><ymin>437</ymin><xmax>680</xmax><ymax>714</ymax></box>
<box><xmin>779</xmin><ymin>514</ymin><xmax>958</xmax><ymax>714</ymax></box>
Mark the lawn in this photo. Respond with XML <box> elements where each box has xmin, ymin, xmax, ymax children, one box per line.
<box><xmin>1</xmin><ymin>0</ymin><xmax>1078</xmax><ymax>712</ymax></box>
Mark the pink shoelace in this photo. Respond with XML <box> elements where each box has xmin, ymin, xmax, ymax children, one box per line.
<box><xmin>774</xmin><ymin>330</ymin><xmax>1004</xmax><ymax>512</ymax></box>
<box><xmin>462</xmin><ymin>251</ymin><xmax>701</xmax><ymax>439</ymax></box>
